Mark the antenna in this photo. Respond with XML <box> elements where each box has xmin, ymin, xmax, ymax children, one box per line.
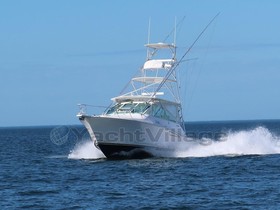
<box><xmin>147</xmin><ymin>17</ymin><xmax>151</xmax><ymax>59</ymax></box>
<box><xmin>174</xmin><ymin>16</ymin><xmax>177</xmax><ymax>46</ymax></box>
<box><xmin>149</xmin><ymin>16</ymin><xmax>185</xmax><ymax>58</ymax></box>
<box><xmin>148</xmin><ymin>17</ymin><xmax>151</xmax><ymax>44</ymax></box>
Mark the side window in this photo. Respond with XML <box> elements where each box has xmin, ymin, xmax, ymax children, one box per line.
<box><xmin>152</xmin><ymin>104</ymin><xmax>167</xmax><ymax>120</ymax></box>
<box><xmin>163</xmin><ymin>104</ymin><xmax>177</xmax><ymax>122</ymax></box>
<box><xmin>151</xmin><ymin>103</ymin><xmax>178</xmax><ymax>122</ymax></box>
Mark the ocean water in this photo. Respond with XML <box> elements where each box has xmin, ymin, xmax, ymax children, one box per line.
<box><xmin>1</xmin><ymin>120</ymin><xmax>280</xmax><ymax>209</ymax></box>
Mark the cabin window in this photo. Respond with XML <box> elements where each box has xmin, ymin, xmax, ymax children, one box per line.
<box><xmin>106</xmin><ymin>104</ymin><xmax>121</xmax><ymax>114</ymax></box>
<box><xmin>118</xmin><ymin>103</ymin><xmax>134</xmax><ymax>112</ymax></box>
<box><xmin>163</xmin><ymin>104</ymin><xmax>177</xmax><ymax>122</ymax></box>
<box><xmin>105</xmin><ymin>101</ymin><xmax>178</xmax><ymax>121</ymax></box>
<box><xmin>106</xmin><ymin>102</ymin><xmax>148</xmax><ymax>114</ymax></box>
<box><xmin>151</xmin><ymin>104</ymin><xmax>168</xmax><ymax>120</ymax></box>
<box><xmin>150</xmin><ymin>103</ymin><xmax>178</xmax><ymax>122</ymax></box>
<box><xmin>132</xmin><ymin>103</ymin><xmax>149</xmax><ymax>113</ymax></box>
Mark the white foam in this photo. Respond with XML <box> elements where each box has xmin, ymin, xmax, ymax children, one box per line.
<box><xmin>173</xmin><ymin>127</ymin><xmax>280</xmax><ymax>158</ymax></box>
<box><xmin>68</xmin><ymin>140</ymin><xmax>105</xmax><ymax>160</ymax></box>
<box><xmin>68</xmin><ymin>127</ymin><xmax>280</xmax><ymax>159</ymax></box>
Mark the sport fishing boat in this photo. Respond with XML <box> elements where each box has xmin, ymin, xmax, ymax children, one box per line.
<box><xmin>77</xmin><ymin>40</ymin><xmax>187</xmax><ymax>158</ymax></box>
<box><xmin>77</xmin><ymin>15</ymin><xmax>218</xmax><ymax>159</ymax></box>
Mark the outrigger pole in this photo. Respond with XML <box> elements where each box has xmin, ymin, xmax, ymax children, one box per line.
<box><xmin>150</xmin><ymin>12</ymin><xmax>220</xmax><ymax>99</ymax></box>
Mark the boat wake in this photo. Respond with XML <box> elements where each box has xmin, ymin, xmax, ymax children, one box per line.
<box><xmin>68</xmin><ymin>140</ymin><xmax>105</xmax><ymax>160</ymax></box>
<box><xmin>167</xmin><ymin>126</ymin><xmax>280</xmax><ymax>158</ymax></box>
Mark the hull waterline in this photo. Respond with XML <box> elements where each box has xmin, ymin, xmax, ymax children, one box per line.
<box><xmin>98</xmin><ymin>143</ymin><xmax>153</xmax><ymax>159</ymax></box>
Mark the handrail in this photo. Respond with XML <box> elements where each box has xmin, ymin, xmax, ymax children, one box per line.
<box><xmin>77</xmin><ymin>104</ymin><xmax>107</xmax><ymax>115</ymax></box>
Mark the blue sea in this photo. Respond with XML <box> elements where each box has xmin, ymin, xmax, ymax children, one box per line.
<box><xmin>1</xmin><ymin>120</ymin><xmax>280</xmax><ymax>209</ymax></box>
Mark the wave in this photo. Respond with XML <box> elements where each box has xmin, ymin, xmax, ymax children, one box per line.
<box><xmin>68</xmin><ymin>140</ymin><xmax>105</xmax><ymax>160</ymax></box>
<box><xmin>173</xmin><ymin>127</ymin><xmax>280</xmax><ymax>158</ymax></box>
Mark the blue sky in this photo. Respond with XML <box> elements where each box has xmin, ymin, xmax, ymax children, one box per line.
<box><xmin>1</xmin><ymin>0</ymin><xmax>280</xmax><ymax>126</ymax></box>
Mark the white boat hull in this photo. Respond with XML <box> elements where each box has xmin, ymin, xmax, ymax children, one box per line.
<box><xmin>78</xmin><ymin>115</ymin><xmax>186</xmax><ymax>159</ymax></box>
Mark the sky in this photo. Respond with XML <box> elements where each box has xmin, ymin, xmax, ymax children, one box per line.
<box><xmin>0</xmin><ymin>0</ymin><xmax>280</xmax><ymax>126</ymax></box>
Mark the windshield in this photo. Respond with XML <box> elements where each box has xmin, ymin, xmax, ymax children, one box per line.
<box><xmin>105</xmin><ymin>102</ymin><xmax>149</xmax><ymax>115</ymax></box>
<box><xmin>105</xmin><ymin>101</ymin><xmax>178</xmax><ymax>122</ymax></box>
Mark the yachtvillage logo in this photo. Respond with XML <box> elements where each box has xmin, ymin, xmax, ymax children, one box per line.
<box><xmin>50</xmin><ymin>126</ymin><xmax>90</xmax><ymax>145</ymax></box>
<box><xmin>93</xmin><ymin>127</ymin><xmax>226</xmax><ymax>144</ymax></box>
<box><xmin>50</xmin><ymin>125</ymin><xmax>226</xmax><ymax>146</ymax></box>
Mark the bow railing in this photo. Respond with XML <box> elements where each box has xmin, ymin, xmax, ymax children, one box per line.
<box><xmin>77</xmin><ymin>104</ymin><xmax>108</xmax><ymax>116</ymax></box>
